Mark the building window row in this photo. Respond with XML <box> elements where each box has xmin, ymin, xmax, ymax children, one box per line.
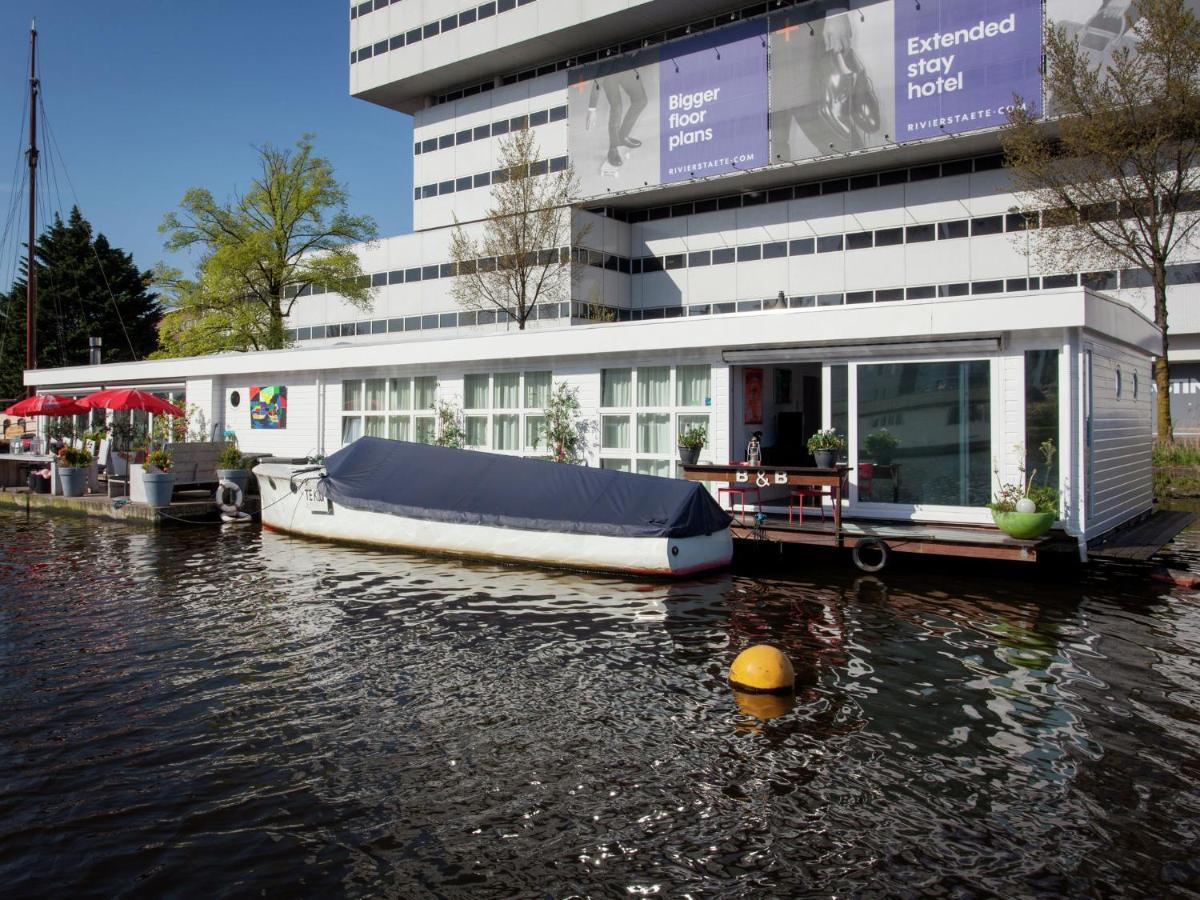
<box><xmin>414</xmin><ymin>155</ymin><xmax>568</xmax><ymax>201</ymax></box>
<box><xmin>414</xmin><ymin>105</ymin><xmax>567</xmax><ymax>156</ymax></box>
<box><xmin>350</xmin><ymin>0</ymin><xmax>536</xmax><ymax>64</ymax></box>
<box><xmin>287</xmin><ymin>261</ymin><xmax>1200</xmax><ymax>345</ymax></box>
<box><xmin>586</xmin><ymin>153</ymin><xmax>1005</xmax><ymax>223</ymax></box>
<box><xmin>495</xmin><ymin>1</ymin><xmax>800</xmax><ymax>90</ymax></box>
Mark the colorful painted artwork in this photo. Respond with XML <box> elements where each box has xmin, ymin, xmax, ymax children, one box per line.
<box><xmin>250</xmin><ymin>385</ymin><xmax>287</xmax><ymax>430</ymax></box>
<box><xmin>743</xmin><ymin>368</ymin><xmax>763</xmax><ymax>425</ymax></box>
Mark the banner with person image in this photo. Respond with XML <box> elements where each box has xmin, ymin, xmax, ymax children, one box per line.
<box><xmin>566</xmin><ymin>0</ymin><xmax>1124</xmax><ymax>199</ymax></box>
<box><xmin>568</xmin><ymin>20</ymin><xmax>768</xmax><ymax>197</ymax></box>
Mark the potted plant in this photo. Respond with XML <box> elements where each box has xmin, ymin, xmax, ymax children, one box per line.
<box><xmin>807</xmin><ymin>428</ymin><xmax>845</xmax><ymax>469</ymax></box>
<box><xmin>141</xmin><ymin>448</ymin><xmax>175</xmax><ymax>508</ymax></box>
<box><xmin>56</xmin><ymin>445</ymin><xmax>92</xmax><ymax>497</ymax></box>
<box><xmin>989</xmin><ymin>441</ymin><xmax>1059</xmax><ymax>540</ymax></box>
<box><xmin>863</xmin><ymin>429</ymin><xmax>899</xmax><ymax>466</ymax></box>
<box><xmin>678</xmin><ymin>424</ymin><xmax>707</xmax><ymax>465</ymax></box>
<box><xmin>216</xmin><ymin>443</ymin><xmax>249</xmax><ymax>493</ymax></box>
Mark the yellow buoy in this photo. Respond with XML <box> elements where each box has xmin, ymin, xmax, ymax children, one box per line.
<box><xmin>728</xmin><ymin>644</ymin><xmax>795</xmax><ymax>693</ymax></box>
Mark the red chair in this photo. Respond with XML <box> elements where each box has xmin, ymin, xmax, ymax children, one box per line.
<box><xmin>719</xmin><ymin>485</ymin><xmax>761</xmax><ymax>522</ymax></box>
<box><xmin>788</xmin><ymin>485</ymin><xmax>826</xmax><ymax>523</ymax></box>
<box><xmin>858</xmin><ymin>463</ymin><xmax>874</xmax><ymax>502</ymax></box>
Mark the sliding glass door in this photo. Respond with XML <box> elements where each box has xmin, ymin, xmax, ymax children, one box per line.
<box><xmin>855</xmin><ymin>361</ymin><xmax>991</xmax><ymax>507</ymax></box>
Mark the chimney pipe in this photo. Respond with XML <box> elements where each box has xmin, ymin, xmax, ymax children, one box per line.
<box><xmin>88</xmin><ymin>336</ymin><xmax>102</xmax><ymax>366</ymax></box>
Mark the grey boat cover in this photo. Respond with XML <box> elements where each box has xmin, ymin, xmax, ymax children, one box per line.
<box><xmin>318</xmin><ymin>436</ymin><xmax>731</xmax><ymax>539</ymax></box>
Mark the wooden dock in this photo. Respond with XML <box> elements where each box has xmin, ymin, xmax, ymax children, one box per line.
<box><xmin>1088</xmin><ymin>509</ymin><xmax>1198</xmax><ymax>561</ymax></box>
<box><xmin>732</xmin><ymin>513</ymin><xmax>1068</xmax><ymax>566</ymax></box>
<box><xmin>0</xmin><ymin>487</ymin><xmax>259</xmax><ymax>526</ymax></box>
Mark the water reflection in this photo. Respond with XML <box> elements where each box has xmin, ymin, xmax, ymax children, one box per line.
<box><xmin>1</xmin><ymin>510</ymin><xmax>1199</xmax><ymax>896</ymax></box>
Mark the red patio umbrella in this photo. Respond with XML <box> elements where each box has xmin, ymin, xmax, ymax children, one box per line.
<box><xmin>3</xmin><ymin>394</ymin><xmax>88</xmax><ymax>417</ymax></box>
<box><xmin>77</xmin><ymin>388</ymin><xmax>185</xmax><ymax>417</ymax></box>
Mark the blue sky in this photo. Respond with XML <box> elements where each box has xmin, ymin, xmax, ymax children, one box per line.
<box><xmin>0</xmin><ymin>1</ymin><xmax>413</xmax><ymax>284</ymax></box>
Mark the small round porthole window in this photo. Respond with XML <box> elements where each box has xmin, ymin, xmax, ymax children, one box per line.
<box><xmin>1116</xmin><ymin>368</ymin><xmax>1123</xmax><ymax>398</ymax></box>
<box><xmin>230</xmin><ymin>390</ymin><xmax>241</xmax><ymax>408</ymax></box>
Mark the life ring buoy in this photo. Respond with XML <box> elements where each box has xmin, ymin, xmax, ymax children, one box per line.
<box><xmin>215</xmin><ymin>479</ymin><xmax>243</xmax><ymax>516</ymax></box>
<box><xmin>852</xmin><ymin>538</ymin><xmax>889</xmax><ymax>573</ymax></box>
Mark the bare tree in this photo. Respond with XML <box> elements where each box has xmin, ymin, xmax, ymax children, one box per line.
<box><xmin>449</xmin><ymin>129</ymin><xmax>585</xmax><ymax>329</ymax></box>
<box><xmin>1002</xmin><ymin>0</ymin><xmax>1200</xmax><ymax>440</ymax></box>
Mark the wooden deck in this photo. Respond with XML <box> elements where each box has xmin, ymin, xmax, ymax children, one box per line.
<box><xmin>0</xmin><ymin>486</ymin><xmax>260</xmax><ymax>525</ymax></box>
<box><xmin>1088</xmin><ymin>509</ymin><xmax>1198</xmax><ymax>561</ymax></box>
<box><xmin>732</xmin><ymin>513</ymin><xmax>1070</xmax><ymax>564</ymax></box>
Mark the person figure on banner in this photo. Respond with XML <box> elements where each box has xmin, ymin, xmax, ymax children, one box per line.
<box><xmin>585</xmin><ymin>54</ymin><xmax>648</xmax><ymax>173</ymax></box>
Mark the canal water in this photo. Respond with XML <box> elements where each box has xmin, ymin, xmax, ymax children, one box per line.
<box><xmin>1</xmin><ymin>508</ymin><xmax>1198</xmax><ymax>897</ymax></box>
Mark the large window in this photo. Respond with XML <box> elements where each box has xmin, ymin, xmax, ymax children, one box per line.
<box><xmin>460</xmin><ymin>371</ymin><xmax>551</xmax><ymax>453</ymax></box>
<box><xmin>343</xmin><ymin>376</ymin><xmax>438</xmax><ymax>445</ymax></box>
<box><xmin>1024</xmin><ymin>350</ymin><xmax>1060</xmax><ymax>493</ymax></box>
<box><xmin>856</xmin><ymin>361</ymin><xmax>990</xmax><ymax>506</ymax></box>
<box><xmin>601</xmin><ymin>364</ymin><xmax>712</xmax><ymax>476</ymax></box>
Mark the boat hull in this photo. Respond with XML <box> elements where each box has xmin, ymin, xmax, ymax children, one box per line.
<box><xmin>253</xmin><ymin>463</ymin><xmax>733</xmax><ymax>577</ymax></box>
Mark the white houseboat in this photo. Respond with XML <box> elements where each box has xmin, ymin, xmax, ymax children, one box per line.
<box><xmin>21</xmin><ymin>0</ymin><xmax>1172</xmax><ymax>562</ymax></box>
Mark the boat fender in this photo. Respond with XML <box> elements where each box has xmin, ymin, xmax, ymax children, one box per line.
<box><xmin>852</xmin><ymin>538</ymin><xmax>889</xmax><ymax>573</ymax></box>
<box><xmin>221</xmin><ymin>511</ymin><xmax>252</xmax><ymax>525</ymax></box>
<box><xmin>1149</xmin><ymin>566</ymin><xmax>1200</xmax><ymax>589</ymax></box>
<box><xmin>215</xmin><ymin>479</ymin><xmax>243</xmax><ymax>516</ymax></box>
<box><xmin>728</xmin><ymin>645</ymin><xmax>795</xmax><ymax>694</ymax></box>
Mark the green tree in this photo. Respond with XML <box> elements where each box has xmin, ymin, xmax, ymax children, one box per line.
<box><xmin>159</xmin><ymin>135</ymin><xmax>378</xmax><ymax>353</ymax></box>
<box><xmin>1002</xmin><ymin>0</ymin><xmax>1200</xmax><ymax>440</ymax></box>
<box><xmin>0</xmin><ymin>207</ymin><xmax>162</xmax><ymax>398</ymax></box>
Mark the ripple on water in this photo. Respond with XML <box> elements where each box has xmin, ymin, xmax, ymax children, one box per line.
<box><xmin>1</xmin><ymin>510</ymin><xmax>1199</xmax><ymax>896</ymax></box>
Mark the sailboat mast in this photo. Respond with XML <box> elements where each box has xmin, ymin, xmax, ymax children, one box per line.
<box><xmin>25</xmin><ymin>20</ymin><xmax>38</xmax><ymax>392</ymax></box>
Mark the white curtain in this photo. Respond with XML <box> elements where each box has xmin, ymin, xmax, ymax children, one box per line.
<box><xmin>636</xmin><ymin>459</ymin><xmax>670</xmax><ymax>477</ymax></box>
<box><xmin>365</xmin><ymin>379</ymin><xmax>387</xmax><ymax>411</ymax></box>
<box><xmin>465</xmin><ymin>375</ymin><xmax>490</xmax><ymax>410</ymax></box>
<box><xmin>601</xmin><ymin>458</ymin><xmax>631</xmax><ymax>472</ymax></box>
<box><xmin>525</xmin><ymin>415</ymin><xmax>545</xmax><ymax>449</ymax></box>
<box><xmin>414</xmin><ymin>417</ymin><xmax>436</xmax><ymax>444</ymax></box>
<box><xmin>676</xmin><ymin>365</ymin><xmax>711</xmax><ymax>407</ymax></box>
<box><xmin>602</xmin><ymin>415</ymin><xmax>630</xmax><ymax>450</ymax></box>
<box><xmin>342</xmin><ymin>380</ymin><xmax>362</xmax><ymax>412</ymax></box>
<box><xmin>494</xmin><ymin>373</ymin><xmax>519</xmax><ymax>409</ymax></box>
<box><xmin>364</xmin><ymin>415</ymin><xmax>386</xmax><ymax>437</ymax></box>
<box><xmin>493</xmin><ymin>414</ymin><xmax>519</xmax><ymax>450</ymax></box>
<box><xmin>341</xmin><ymin>416</ymin><xmax>363</xmax><ymax>444</ymax></box>
<box><xmin>414</xmin><ymin>377</ymin><xmax>437</xmax><ymax>411</ymax></box>
<box><xmin>390</xmin><ymin>378</ymin><xmax>412</xmax><ymax>410</ymax></box>
<box><xmin>466</xmin><ymin>416</ymin><xmax>488</xmax><ymax>446</ymax></box>
<box><xmin>637</xmin><ymin>413</ymin><xmax>669</xmax><ymax>453</ymax></box>
<box><xmin>524</xmin><ymin>371</ymin><xmax>551</xmax><ymax>409</ymax></box>
<box><xmin>388</xmin><ymin>416</ymin><xmax>411</xmax><ymax>441</ymax></box>
<box><xmin>602</xmin><ymin>369</ymin><xmax>631</xmax><ymax>408</ymax></box>
<box><xmin>637</xmin><ymin>367</ymin><xmax>670</xmax><ymax>407</ymax></box>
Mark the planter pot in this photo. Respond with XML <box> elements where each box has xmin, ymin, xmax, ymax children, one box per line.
<box><xmin>991</xmin><ymin>510</ymin><xmax>1055</xmax><ymax>540</ymax></box>
<box><xmin>27</xmin><ymin>471</ymin><xmax>50</xmax><ymax>494</ymax></box>
<box><xmin>218</xmin><ymin>469</ymin><xmax>249</xmax><ymax>493</ymax></box>
<box><xmin>142</xmin><ymin>471</ymin><xmax>175</xmax><ymax>508</ymax></box>
<box><xmin>59</xmin><ymin>466</ymin><xmax>87</xmax><ymax>497</ymax></box>
<box><xmin>812</xmin><ymin>449</ymin><xmax>837</xmax><ymax>469</ymax></box>
<box><xmin>873</xmin><ymin>452</ymin><xmax>894</xmax><ymax>467</ymax></box>
<box><xmin>677</xmin><ymin>445</ymin><xmax>701</xmax><ymax>466</ymax></box>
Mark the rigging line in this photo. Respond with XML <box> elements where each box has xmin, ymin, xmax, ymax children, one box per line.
<box><xmin>37</xmin><ymin>106</ymin><xmax>91</xmax><ymax>336</ymax></box>
<box><xmin>35</xmin><ymin>180</ymin><xmax>68</xmax><ymax>367</ymax></box>
<box><xmin>38</xmin><ymin>99</ymin><xmax>137</xmax><ymax>360</ymax></box>
<box><xmin>0</xmin><ymin>165</ymin><xmax>31</xmax><ymax>376</ymax></box>
<box><xmin>0</xmin><ymin>73</ymin><xmax>31</xmax><ymax>303</ymax></box>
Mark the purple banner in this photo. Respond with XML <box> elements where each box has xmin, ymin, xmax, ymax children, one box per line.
<box><xmin>658</xmin><ymin>19</ymin><xmax>768</xmax><ymax>184</ymax></box>
<box><xmin>894</xmin><ymin>0</ymin><xmax>1042</xmax><ymax>142</ymax></box>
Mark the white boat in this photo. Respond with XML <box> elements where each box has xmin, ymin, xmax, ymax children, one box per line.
<box><xmin>253</xmin><ymin>437</ymin><xmax>733</xmax><ymax>577</ymax></box>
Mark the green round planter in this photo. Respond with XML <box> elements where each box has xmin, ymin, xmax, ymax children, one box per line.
<box><xmin>991</xmin><ymin>510</ymin><xmax>1055</xmax><ymax>540</ymax></box>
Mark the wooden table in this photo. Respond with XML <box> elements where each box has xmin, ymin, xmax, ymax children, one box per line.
<box><xmin>682</xmin><ymin>463</ymin><xmax>850</xmax><ymax>538</ymax></box>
